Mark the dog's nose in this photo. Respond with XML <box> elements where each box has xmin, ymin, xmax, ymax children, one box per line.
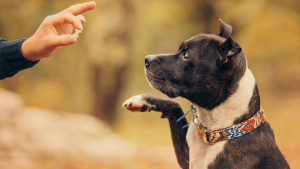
<box><xmin>145</xmin><ymin>55</ymin><xmax>157</xmax><ymax>68</ymax></box>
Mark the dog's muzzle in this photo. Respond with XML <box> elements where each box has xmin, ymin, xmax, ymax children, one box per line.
<box><xmin>145</xmin><ymin>55</ymin><xmax>157</xmax><ymax>68</ymax></box>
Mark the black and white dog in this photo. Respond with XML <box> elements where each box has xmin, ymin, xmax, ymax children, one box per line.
<box><xmin>122</xmin><ymin>19</ymin><xmax>289</xmax><ymax>169</ymax></box>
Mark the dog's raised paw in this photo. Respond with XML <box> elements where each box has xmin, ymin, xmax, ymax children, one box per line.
<box><xmin>122</xmin><ymin>94</ymin><xmax>155</xmax><ymax>112</ymax></box>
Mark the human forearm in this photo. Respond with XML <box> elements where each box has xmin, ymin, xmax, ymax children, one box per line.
<box><xmin>0</xmin><ymin>38</ymin><xmax>39</xmax><ymax>79</ymax></box>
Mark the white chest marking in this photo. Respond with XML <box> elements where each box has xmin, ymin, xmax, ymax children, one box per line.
<box><xmin>186</xmin><ymin>68</ymin><xmax>256</xmax><ymax>169</ymax></box>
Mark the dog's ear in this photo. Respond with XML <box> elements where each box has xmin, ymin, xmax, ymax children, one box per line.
<box><xmin>219</xmin><ymin>36</ymin><xmax>241</xmax><ymax>64</ymax></box>
<box><xmin>217</xmin><ymin>19</ymin><xmax>232</xmax><ymax>38</ymax></box>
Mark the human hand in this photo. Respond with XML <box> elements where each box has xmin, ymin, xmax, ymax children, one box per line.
<box><xmin>21</xmin><ymin>1</ymin><xmax>96</xmax><ymax>61</ymax></box>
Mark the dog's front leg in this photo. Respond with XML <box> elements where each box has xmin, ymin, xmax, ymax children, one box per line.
<box><xmin>123</xmin><ymin>94</ymin><xmax>189</xmax><ymax>169</ymax></box>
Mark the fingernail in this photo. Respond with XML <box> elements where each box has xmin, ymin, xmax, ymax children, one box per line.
<box><xmin>90</xmin><ymin>1</ymin><xmax>96</xmax><ymax>7</ymax></box>
<box><xmin>68</xmin><ymin>36</ymin><xmax>76</xmax><ymax>44</ymax></box>
<box><xmin>79</xmin><ymin>24</ymin><xmax>83</xmax><ymax>31</ymax></box>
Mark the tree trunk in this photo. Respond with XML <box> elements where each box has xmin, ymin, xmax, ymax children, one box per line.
<box><xmin>92</xmin><ymin>0</ymin><xmax>133</xmax><ymax>125</ymax></box>
<box><xmin>92</xmin><ymin>63</ymin><xmax>128</xmax><ymax>125</ymax></box>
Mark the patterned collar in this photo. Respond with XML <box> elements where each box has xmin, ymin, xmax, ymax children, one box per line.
<box><xmin>193</xmin><ymin>107</ymin><xmax>265</xmax><ymax>144</ymax></box>
<box><xmin>177</xmin><ymin>106</ymin><xmax>265</xmax><ymax>144</ymax></box>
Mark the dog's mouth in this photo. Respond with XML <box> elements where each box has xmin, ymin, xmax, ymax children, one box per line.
<box><xmin>145</xmin><ymin>68</ymin><xmax>180</xmax><ymax>98</ymax></box>
<box><xmin>145</xmin><ymin>68</ymin><xmax>166</xmax><ymax>89</ymax></box>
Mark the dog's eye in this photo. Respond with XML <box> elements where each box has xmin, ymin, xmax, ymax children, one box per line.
<box><xmin>183</xmin><ymin>52</ymin><xmax>189</xmax><ymax>59</ymax></box>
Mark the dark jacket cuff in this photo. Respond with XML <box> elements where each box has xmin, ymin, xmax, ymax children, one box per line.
<box><xmin>0</xmin><ymin>38</ymin><xmax>39</xmax><ymax>79</ymax></box>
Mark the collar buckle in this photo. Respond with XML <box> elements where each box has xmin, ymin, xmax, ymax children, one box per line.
<box><xmin>193</xmin><ymin>113</ymin><xmax>210</xmax><ymax>143</ymax></box>
<box><xmin>195</xmin><ymin>123</ymin><xmax>208</xmax><ymax>143</ymax></box>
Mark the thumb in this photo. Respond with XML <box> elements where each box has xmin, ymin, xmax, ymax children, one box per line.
<box><xmin>50</xmin><ymin>34</ymin><xmax>77</xmax><ymax>47</ymax></box>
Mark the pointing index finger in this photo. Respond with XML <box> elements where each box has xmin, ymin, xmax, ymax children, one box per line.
<box><xmin>61</xmin><ymin>1</ymin><xmax>96</xmax><ymax>16</ymax></box>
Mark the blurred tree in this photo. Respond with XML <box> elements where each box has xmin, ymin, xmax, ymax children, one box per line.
<box><xmin>190</xmin><ymin>0</ymin><xmax>217</xmax><ymax>34</ymax></box>
<box><xmin>84</xmin><ymin>0</ymin><xmax>134</xmax><ymax>125</ymax></box>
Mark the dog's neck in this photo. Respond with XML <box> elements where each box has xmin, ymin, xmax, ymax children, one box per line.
<box><xmin>194</xmin><ymin>68</ymin><xmax>258</xmax><ymax>131</ymax></box>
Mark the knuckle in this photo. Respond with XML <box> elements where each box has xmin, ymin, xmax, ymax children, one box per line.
<box><xmin>65</xmin><ymin>13</ymin><xmax>73</xmax><ymax>17</ymax></box>
<box><xmin>62</xmin><ymin>13</ymin><xmax>72</xmax><ymax>20</ymax></box>
<box><xmin>44</xmin><ymin>16</ymin><xmax>51</xmax><ymax>20</ymax></box>
<box><xmin>66</xmin><ymin>13</ymin><xmax>78</xmax><ymax>22</ymax></box>
<box><xmin>44</xmin><ymin>15</ymin><xmax>54</xmax><ymax>22</ymax></box>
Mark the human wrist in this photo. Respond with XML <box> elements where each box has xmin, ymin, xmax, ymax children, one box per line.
<box><xmin>0</xmin><ymin>38</ymin><xmax>39</xmax><ymax>78</ymax></box>
<box><xmin>21</xmin><ymin>37</ymin><xmax>40</xmax><ymax>62</ymax></box>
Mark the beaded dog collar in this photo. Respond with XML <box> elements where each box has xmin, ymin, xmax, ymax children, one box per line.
<box><xmin>178</xmin><ymin>107</ymin><xmax>265</xmax><ymax>144</ymax></box>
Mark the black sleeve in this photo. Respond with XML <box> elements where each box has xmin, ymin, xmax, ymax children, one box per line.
<box><xmin>0</xmin><ymin>38</ymin><xmax>39</xmax><ymax>80</ymax></box>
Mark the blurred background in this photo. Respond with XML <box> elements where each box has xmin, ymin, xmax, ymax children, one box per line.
<box><xmin>0</xmin><ymin>0</ymin><xmax>300</xmax><ymax>168</ymax></box>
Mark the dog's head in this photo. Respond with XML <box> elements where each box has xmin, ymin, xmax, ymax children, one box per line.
<box><xmin>145</xmin><ymin>19</ymin><xmax>247</xmax><ymax>110</ymax></box>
